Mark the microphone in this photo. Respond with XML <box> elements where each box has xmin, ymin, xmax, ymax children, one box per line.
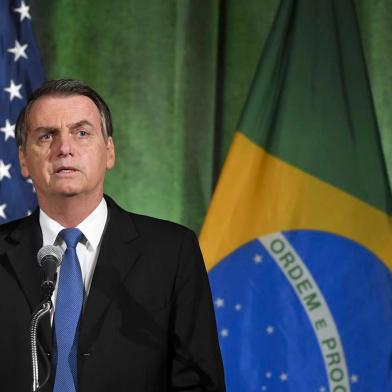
<box><xmin>37</xmin><ymin>245</ymin><xmax>63</xmax><ymax>291</ymax></box>
<box><xmin>32</xmin><ymin>246</ymin><xmax>63</xmax><ymax>390</ymax></box>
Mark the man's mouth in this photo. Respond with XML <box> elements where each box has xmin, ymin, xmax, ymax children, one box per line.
<box><xmin>54</xmin><ymin>166</ymin><xmax>79</xmax><ymax>174</ymax></box>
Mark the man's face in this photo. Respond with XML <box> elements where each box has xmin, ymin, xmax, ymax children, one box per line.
<box><xmin>19</xmin><ymin>95</ymin><xmax>115</xmax><ymax>204</ymax></box>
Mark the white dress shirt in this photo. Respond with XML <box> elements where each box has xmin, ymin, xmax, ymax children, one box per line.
<box><xmin>39</xmin><ymin>198</ymin><xmax>108</xmax><ymax>314</ymax></box>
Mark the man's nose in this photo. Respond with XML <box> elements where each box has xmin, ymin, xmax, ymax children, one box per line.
<box><xmin>57</xmin><ymin>130</ymin><xmax>73</xmax><ymax>156</ymax></box>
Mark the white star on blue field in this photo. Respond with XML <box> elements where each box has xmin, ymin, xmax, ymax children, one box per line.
<box><xmin>0</xmin><ymin>0</ymin><xmax>44</xmax><ymax>223</ymax></box>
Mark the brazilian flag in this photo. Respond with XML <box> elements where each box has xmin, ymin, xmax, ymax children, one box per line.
<box><xmin>200</xmin><ymin>0</ymin><xmax>392</xmax><ymax>391</ymax></box>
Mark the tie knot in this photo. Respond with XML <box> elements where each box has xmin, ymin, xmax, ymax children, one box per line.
<box><xmin>59</xmin><ymin>228</ymin><xmax>83</xmax><ymax>249</ymax></box>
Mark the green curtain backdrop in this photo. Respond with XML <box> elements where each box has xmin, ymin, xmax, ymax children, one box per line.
<box><xmin>31</xmin><ymin>0</ymin><xmax>392</xmax><ymax>234</ymax></box>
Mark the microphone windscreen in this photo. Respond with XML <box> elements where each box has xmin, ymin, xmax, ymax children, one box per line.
<box><xmin>37</xmin><ymin>245</ymin><xmax>63</xmax><ymax>267</ymax></box>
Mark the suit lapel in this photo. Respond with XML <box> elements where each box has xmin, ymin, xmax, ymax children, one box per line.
<box><xmin>78</xmin><ymin>197</ymin><xmax>140</xmax><ymax>352</ymax></box>
<box><xmin>3</xmin><ymin>212</ymin><xmax>52</xmax><ymax>351</ymax></box>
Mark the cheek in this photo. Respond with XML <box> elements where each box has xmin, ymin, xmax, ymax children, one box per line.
<box><xmin>25</xmin><ymin>154</ymin><xmax>50</xmax><ymax>179</ymax></box>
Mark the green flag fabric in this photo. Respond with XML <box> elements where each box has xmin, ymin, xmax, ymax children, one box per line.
<box><xmin>201</xmin><ymin>0</ymin><xmax>392</xmax><ymax>390</ymax></box>
<box><xmin>29</xmin><ymin>0</ymin><xmax>392</xmax><ymax>234</ymax></box>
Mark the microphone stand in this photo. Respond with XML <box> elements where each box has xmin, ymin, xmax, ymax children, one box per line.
<box><xmin>30</xmin><ymin>284</ymin><xmax>54</xmax><ymax>392</ymax></box>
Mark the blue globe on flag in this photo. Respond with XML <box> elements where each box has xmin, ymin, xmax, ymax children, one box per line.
<box><xmin>209</xmin><ymin>230</ymin><xmax>392</xmax><ymax>392</ymax></box>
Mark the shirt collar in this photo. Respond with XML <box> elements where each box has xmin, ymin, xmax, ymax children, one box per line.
<box><xmin>39</xmin><ymin>198</ymin><xmax>108</xmax><ymax>250</ymax></box>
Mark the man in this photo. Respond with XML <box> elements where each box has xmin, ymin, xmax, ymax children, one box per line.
<box><xmin>0</xmin><ymin>79</ymin><xmax>225</xmax><ymax>391</ymax></box>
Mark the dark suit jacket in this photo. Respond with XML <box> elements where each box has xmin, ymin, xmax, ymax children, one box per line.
<box><xmin>0</xmin><ymin>196</ymin><xmax>225</xmax><ymax>391</ymax></box>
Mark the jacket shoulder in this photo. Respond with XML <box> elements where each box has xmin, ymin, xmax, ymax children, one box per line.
<box><xmin>106</xmin><ymin>194</ymin><xmax>196</xmax><ymax>239</ymax></box>
<box><xmin>0</xmin><ymin>216</ymin><xmax>30</xmax><ymax>240</ymax></box>
<box><xmin>130</xmin><ymin>212</ymin><xmax>193</xmax><ymax>235</ymax></box>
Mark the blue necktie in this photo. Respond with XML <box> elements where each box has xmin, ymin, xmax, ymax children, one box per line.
<box><xmin>53</xmin><ymin>228</ymin><xmax>84</xmax><ymax>392</ymax></box>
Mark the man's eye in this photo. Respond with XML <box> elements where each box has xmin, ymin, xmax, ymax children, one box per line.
<box><xmin>78</xmin><ymin>129</ymin><xmax>88</xmax><ymax>137</ymax></box>
<box><xmin>39</xmin><ymin>133</ymin><xmax>53</xmax><ymax>141</ymax></box>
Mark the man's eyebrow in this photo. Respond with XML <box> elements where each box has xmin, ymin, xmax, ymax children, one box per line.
<box><xmin>32</xmin><ymin>126</ymin><xmax>58</xmax><ymax>133</ymax></box>
<box><xmin>67</xmin><ymin>120</ymin><xmax>94</xmax><ymax>129</ymax></box>
<box><xmin>31</xmin><ymin>120</ymin><xmax>94</xmax><ymax>133</ymax></box>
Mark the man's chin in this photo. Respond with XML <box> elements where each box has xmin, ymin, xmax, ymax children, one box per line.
<box><xmin>60</xmin><ymin>191</ymin><xmax>80</xmax><ymax>198</ymax></box>
<box><xmin>53</xmin><ymin>187</ymin><xmax>83</xmax><ymax>198</ymax></box>
<box><xmin>36</xmin><ymin>183</ymin><xmax>103</xmax><ymax>203</ymax></box>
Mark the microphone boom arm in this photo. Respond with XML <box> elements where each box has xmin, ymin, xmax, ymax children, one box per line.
<box><xmin>31</xmin><ymin>299</ymin><xmax>52</xmax><ymax>392</ymax></box>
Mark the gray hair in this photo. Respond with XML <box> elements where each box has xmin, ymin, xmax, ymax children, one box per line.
<box><xmin>15</xmin><ymin>79</ymin><xmax>113</xmax><ymax>150</ymax></box>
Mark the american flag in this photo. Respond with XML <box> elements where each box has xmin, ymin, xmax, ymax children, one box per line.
<box><xmin>0</xmin><ymin>0</ymin><xmax>44</xmax><ymax>223</ymax></box>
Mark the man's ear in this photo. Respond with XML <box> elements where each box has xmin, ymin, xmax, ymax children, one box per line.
<box><xmin>106</xmin><ymin>136</ymin><xmax>115</xmax><ymax>170</ymax></box>
<box><xmin>18</xmin><ymin>147</ymin><xmax>30</xmax><ymax>178</ymax></box>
